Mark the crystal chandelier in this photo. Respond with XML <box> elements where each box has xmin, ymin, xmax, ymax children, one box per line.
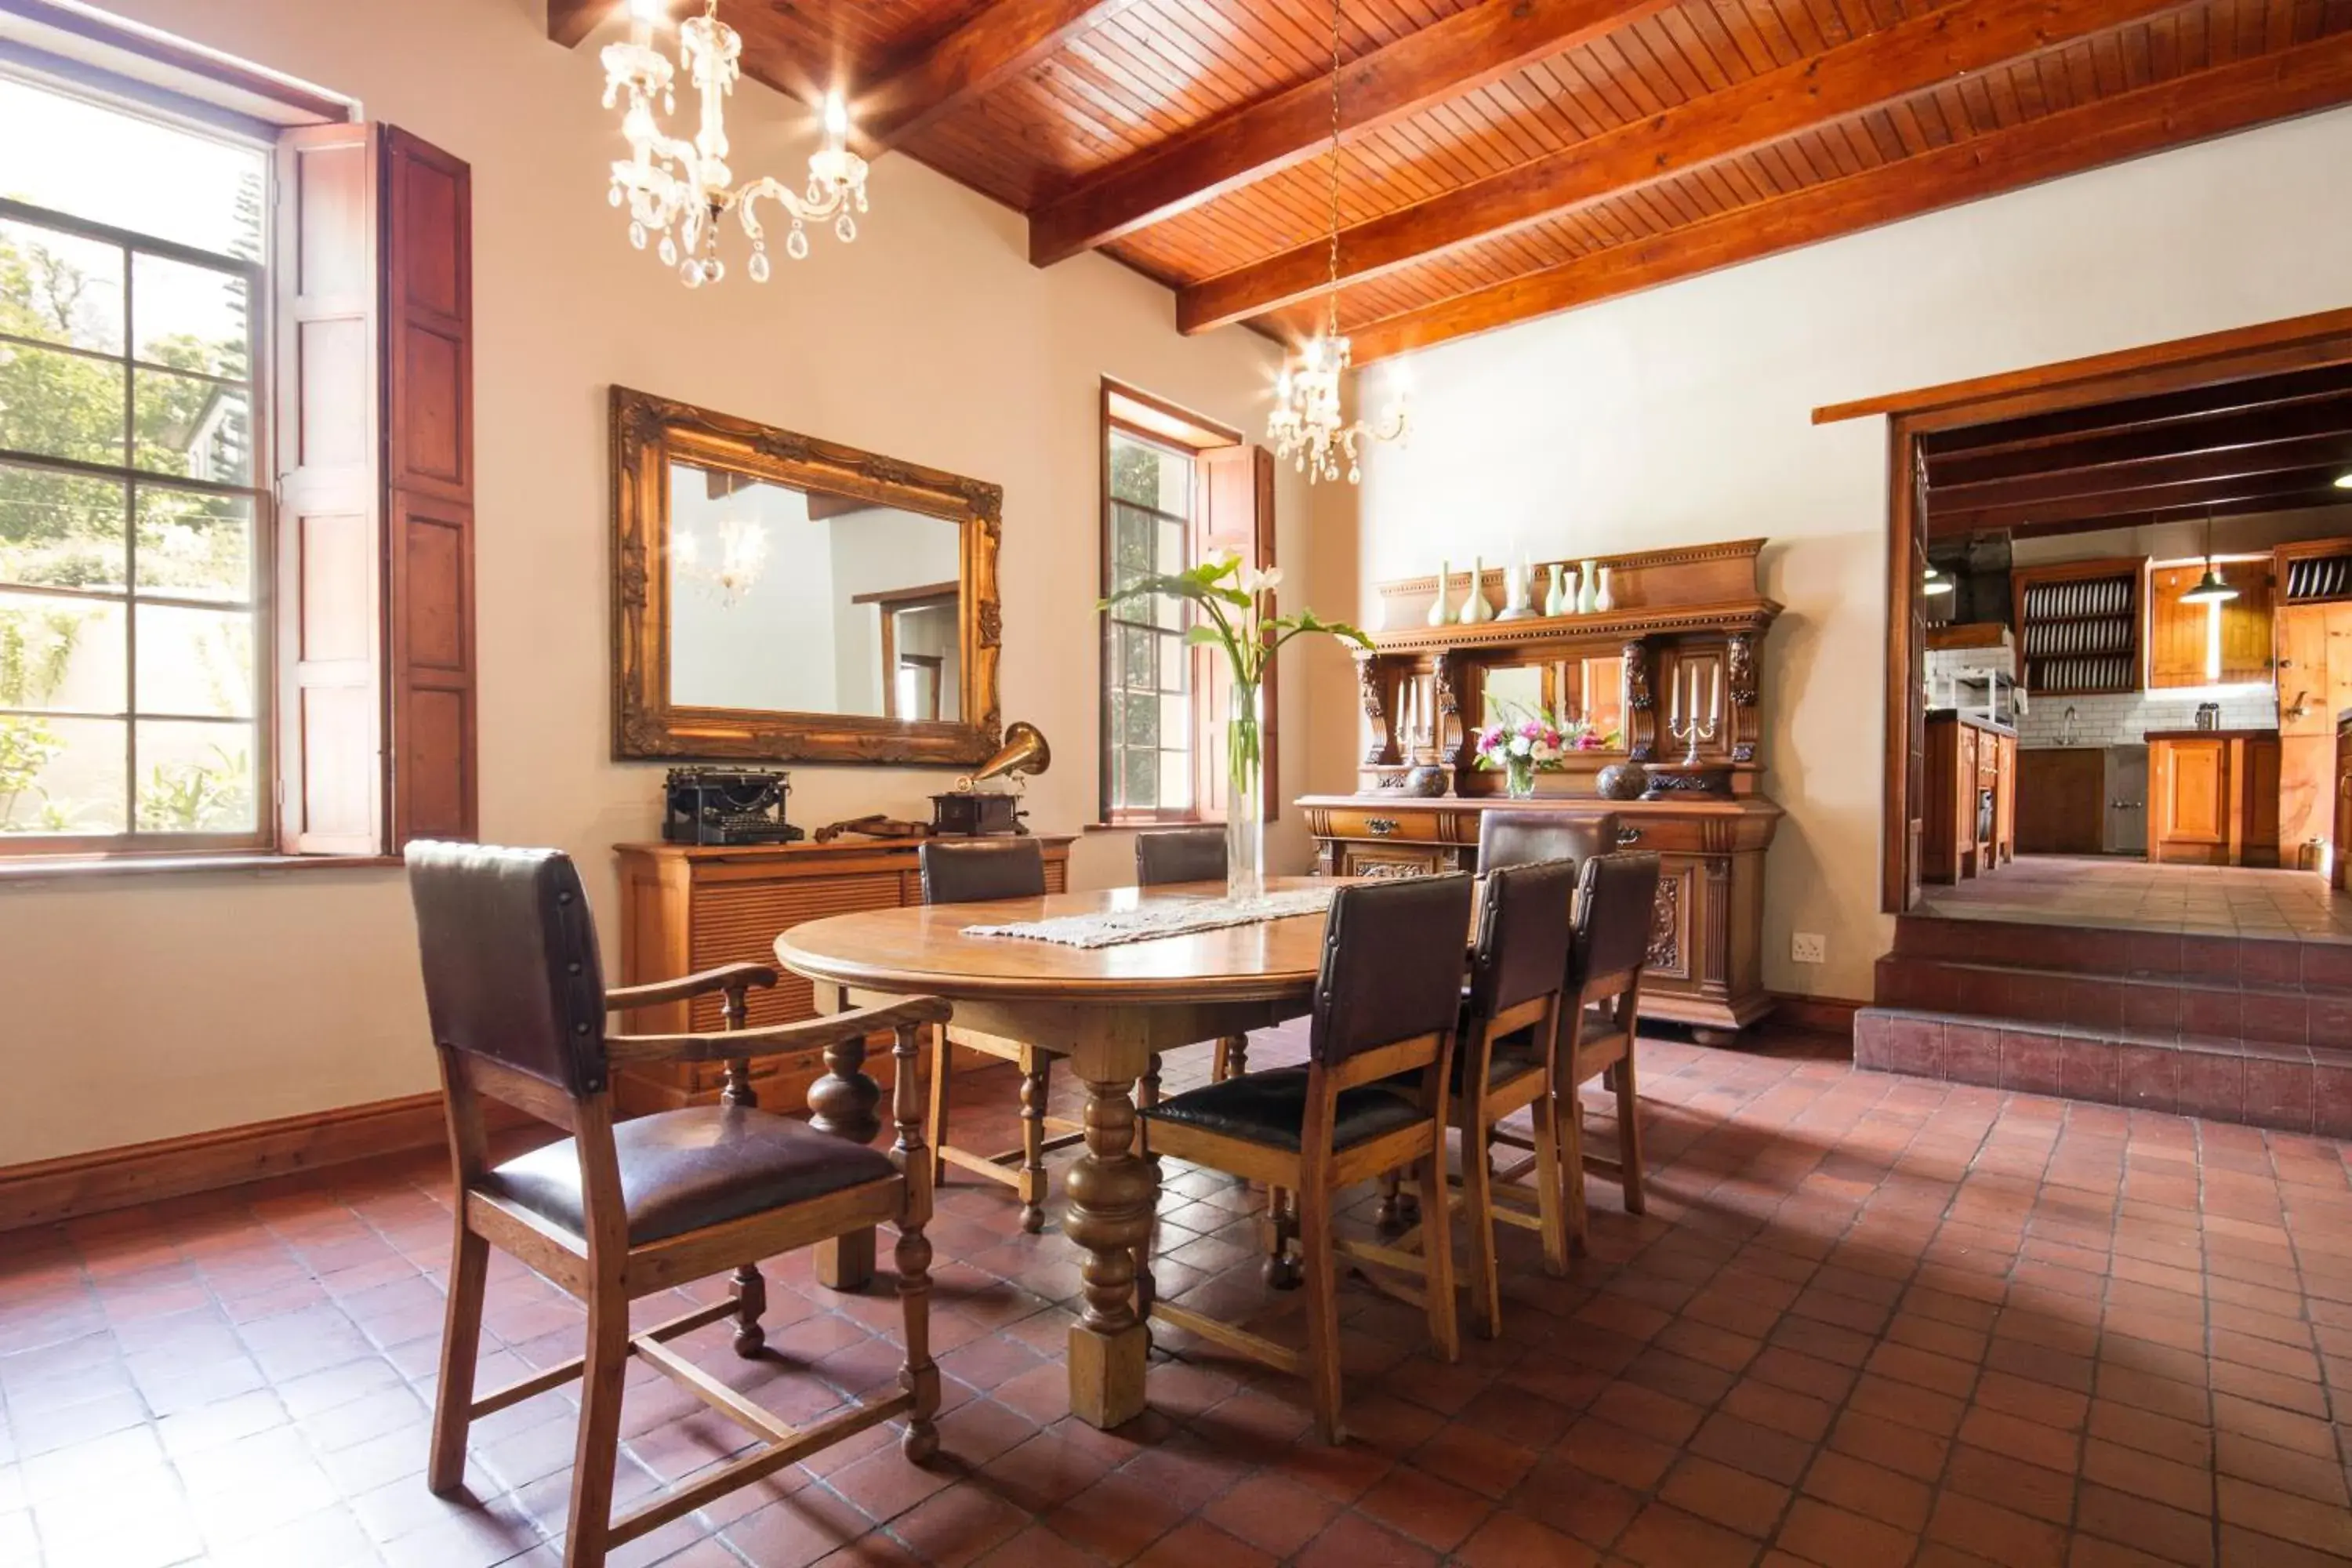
<box><xmin>1267</xmin><ymin>0</ymin><xmax>1406</xmax><ymax>485</ymax></box>
<box><xmin>673</xmin><ymin>518</ymin><xmax>769</xmax><ymax>606</ymax></box>
<box><xmin>601</xmin><ymin>0</ymin><xmax>869</xmax><ymax>289</ymax></box>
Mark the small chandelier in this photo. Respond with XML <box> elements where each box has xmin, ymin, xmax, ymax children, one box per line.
<box><xmin>601</xmin><ymin>0</ymin><xmax>869</xmax><ymax>289</ymax></box>
<box><xmin>1267</xmin><ymin>0</ymin><xmax>1406</xmax><ymax>485</ymax></box>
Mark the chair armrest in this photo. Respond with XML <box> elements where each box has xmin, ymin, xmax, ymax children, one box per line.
<box><xmin>604</xmin><ymin>962</ymin><xmax>780</xmax><ymax>1012</ymax></box>
<box><xmin>604</xmin><ymin>996</ymin><xmax>953</xmax><ymax>1067</ymax></box>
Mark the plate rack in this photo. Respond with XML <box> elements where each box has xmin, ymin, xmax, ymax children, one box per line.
<box><xmin>2011</xmin><ymin>558</ymin><xmax>2143</xmax><ymax>696</ymax></box>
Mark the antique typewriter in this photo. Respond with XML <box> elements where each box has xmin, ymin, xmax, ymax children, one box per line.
<box><xmin>662</xmin><ymin>768</ymin><xmax>804</xmax><ymax>846</ymax></box>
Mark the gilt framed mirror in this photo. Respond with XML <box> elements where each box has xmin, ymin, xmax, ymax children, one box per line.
<box><xmin>611</xmin><ymin>387</ymin><xmax>1004</xmax><ymax>764</ymax></box>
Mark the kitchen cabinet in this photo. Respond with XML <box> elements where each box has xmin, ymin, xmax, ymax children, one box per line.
<box><xmin>2148</xmin><ymin>731</ymin><xmax>2281</xmax><ymax>867</ymax></box>
<box><xmin>2336</xmin><ymin>713</ymin><xmax>2351</xmax><ymax>892</ymax></box>
<box><xmin>2016</xmin><ymin>749</ymin><xmax>2105</xmax><ymax>855</ymax></box>
<box><xmin>1924</xmin><ymin>713</ymin><xmax>2014</xmax><ymax>882</ymax></box>
<box><xmin>2275</xmin><ymin>601</ymin><xmax>2352</xmax><ymax>862</ymax></box>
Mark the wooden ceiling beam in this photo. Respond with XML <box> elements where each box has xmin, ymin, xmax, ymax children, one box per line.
<box><xmin>1932</xmin><ymin>434</ymin><xmax>2352</xmax><ymax>513</ymax></box>
<box><xmin>855</xmin><ymin>0</ymin><xmax>1138</xmax><ymax>151</ymax></box>
<box><xmin>1347</xmin><ymin>30</ymin><xmax>2352</xmax><ymax>365</ymax></box>
<box><xmin>1928</xmin><ymin>393</ymin><xmax>2352</xmax><ymax>487</ymax></box>
<box><xmin>549</xmin><ymin>0</ymin><xmax>612</xmax><ymax>50</ymax></box>
<box><xmin>1178</xmin><ymin>0</ymin><xmax>2188</xmax><ymax>336</ymax></box>
<box><xmin>1932</xmin><ymin>464</ymin><xmax>2352</xmax><ymax>532</ymax></box>
<box><xmin>1928</xmin><ymin>488</ymin><xmax>2347</xmax><ymax>539</ymax></box>
<box><xmin>1024</xmin><ymin>0</ymin><xmax>1679</xmax><ymax>269</ymax></box>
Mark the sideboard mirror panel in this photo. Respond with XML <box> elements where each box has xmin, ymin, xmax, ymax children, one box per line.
<box><xmin>613</xmin><ymin>387</ymin><xmax>1003</xmax><ymax>764</ymax></box>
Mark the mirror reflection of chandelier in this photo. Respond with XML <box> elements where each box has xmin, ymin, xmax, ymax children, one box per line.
<box><xmin>673</xmin><ymin>519</ymin><xmax>769</xmax><ymax>606</ymax></box>
<box><xmin>601</xmin><ymin>0</ymin><xmax>869</xmax><ymax>289</ymax></box>
<box><xmin>1267</xmin><ymin>0</ymin><xmax>1407</xmax><ymax>485</ymax></box>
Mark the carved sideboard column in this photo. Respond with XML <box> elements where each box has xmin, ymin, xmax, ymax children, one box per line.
<box><xmin>1727</xmin><ymin>632</ymin><xmax>1760</xmax><ymax>764</ymax></box>
<box><xmin>1356</xmin><ymin>653</ymin><xmax>1395</xmax><ymax>766</ymax></box>
<box><xmin>1623</xmin><ymin>639</ymin><xmax>1657</xmax><ymax>761</ymax></box>
<box><xmin>1433</xmin><ymin>657</ymin><xmax>1468</xmax><ymax>778</ymax></box>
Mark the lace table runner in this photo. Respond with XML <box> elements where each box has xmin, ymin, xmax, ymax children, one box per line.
<box><xmin>962</xmin><ymin>886</ymin><xmax>1338</xmax><ymax>949</ymax></box>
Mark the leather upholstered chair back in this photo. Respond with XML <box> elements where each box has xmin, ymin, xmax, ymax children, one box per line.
<box><xmin>1477</xmin><ymin>810</ymin><xmax>1621</xmax><ymax>875</ymax></box>
<box><xmin>1309</xmin><ymin>874</ymin><xmax>1475</xmax><ymax>1068</ymax></box>
<box><xmin>405</xmin><ymin>841</ymin><xmax>609</xmax><ymax>1098</ymax></box>
<box><xmin>1468</xmin><ymin>858</ymin><xmax>1579</xmax><ymax>1021</ymax></box>
<box><xmin>1571</xmin><ymin>851</ymin><xmax>1664</xmax><ymax>992</ymax></box>
<box><xmin>1134</xmin><ymin>827</ymin><xmax>1226</xmax><ymax>887</ymax></box>
<box><xmin>919</xmin><ymin>837</ymin><xmax>1047</xmax><ymax>905</ymax></box>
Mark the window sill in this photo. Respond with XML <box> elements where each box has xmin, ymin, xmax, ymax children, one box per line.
<box><xmin>0</xmin><ymin>851</ymin><xmax>402</xmax><ymax>884</ymax></box>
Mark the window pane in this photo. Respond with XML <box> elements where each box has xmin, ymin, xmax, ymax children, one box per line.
<box><xmin>136</xmin><ymin>488</ymin><xmax>251</xmax><ymax>601</ymax></box>
<box><xmin>1158</xmin><ymin>751</ymin><xmax>1191</xmax><ymax>812</ymax></box>
<box><xmin>0</xmin><ymin>218</ymin><xmax>124</xmax><ymax>353</ymax></box>
<box><xmin>0</xmin><ymin>342</ymin><xmax>125</xmax><ymax>465</ymax></box>
<box><xmin>1121</xmin><ymin>748</ymin><xmax>1157</xmax><ymax>810</ymax></box>
<box><xmin>134</xmin><ymin>718</ymin><xmax>255</xmax><ymax>832</ymax></box>
<box><xmin>1158</xmin><ymin>694</ymin><xmax>1189</xmax><ymax>750</ymax></box>
<box><xmin>0</xmin><ymin>464</ymin><xmax>126</xmax><ymax>592</ymax></box>
<box><xmin>134</xmin><ymin>368</ymin><xmax>251</xmax><ymax>483</ymax></box>
<box><xmin>1156</xmin><ymin>631</ymin><xmax>1187</xmax><ymax>693</ymax></box>
<box><xmin>0</xmin><ymin>713</ymin><xmax>125</xmax><ymax>833</ymax></box>
<box><xmin>1112</xmin><ymin>501</ymin><xmax>1152</xmax><ymax>573</ymax></box>
<box><xmin>136</xmin><ymin>604</ymin><xmax>253</xmax><ymax>717</ymax></box>
<box><xmin>0</xmin><ymin>81</ymin><xmax>267</xmax><ymax>259</ymax></box>
<box><xmin>132</xmin><ymin>252</ymin><xmax>250</xmax><ymax>379</ymax></box>
<box><xmin>1120</xmin><ymin>691</ymin><xmax>1157</xmax><ymax>749</ymax></box>
<box><xmin>1109</xmin><ymin>434</ymin><xmax>1160</xmax><ymax>508</ymax></box>
<box><xmin>0</xmin><ymin>591</ymin><xmax>125</xmax><ymax>713</ymax></box>
<box><xmin>1119</xmin><ymin>626</ymin><xmax>1154</xmax><ymax>692</ymax></box>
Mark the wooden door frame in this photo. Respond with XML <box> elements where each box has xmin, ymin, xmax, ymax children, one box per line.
<box><xmin>1814</xmin><ymin>306</ymin><xmax>2352</xmax><ymax>915</ymax></box>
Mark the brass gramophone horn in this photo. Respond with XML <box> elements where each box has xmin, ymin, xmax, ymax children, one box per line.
<box><xmin>958</xmin><ymin>721</ymin><xmax>1050</xmax><ymax>791</ymax></box>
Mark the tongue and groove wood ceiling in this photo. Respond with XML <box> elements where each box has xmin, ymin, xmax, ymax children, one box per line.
<box><xmin>551</xmin><ymin>0</ymin><xmax>2352</xmax><ymax>365</ymax></box>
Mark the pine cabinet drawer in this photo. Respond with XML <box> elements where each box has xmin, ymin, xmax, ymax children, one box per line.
<box><xmin>1323</xmin><ymin>808</ymin><xmax>1446</xmax><ymax>843</ymax></box>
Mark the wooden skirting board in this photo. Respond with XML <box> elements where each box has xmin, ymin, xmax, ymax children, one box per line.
<box><xmin>1768</xmin><ymin>993</ymin><xmax>1863</xmax><ymax>1039</ymax></box>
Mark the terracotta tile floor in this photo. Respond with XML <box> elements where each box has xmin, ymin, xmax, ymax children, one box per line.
<box><xmin>1921</xmin><ymin>856</ymin><xmax>2352</xmax><ymax>942</ymax></box>
<box><xmin>7</xmin><ymin>1022</ymin><xmax>2352</xmax><ymax>1568</ymax></box>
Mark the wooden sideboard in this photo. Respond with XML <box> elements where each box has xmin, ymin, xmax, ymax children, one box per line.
<box><xmin>1315</xmin><ymin>538</ymin><xmax>1788</xmax><ymax>1044</ymax></box>
<box><xmin>1300</xmin><ymin>794</ymin><xmax>1780</xmax><ymax>1042</ymax></box>
<box><xmin>612</xmin><ymin>837</ymin><xmax>1073</xmax><ymax>1113</ymax></box>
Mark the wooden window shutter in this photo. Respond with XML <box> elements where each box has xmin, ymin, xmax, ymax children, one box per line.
<box><xmin>274</xmin><ymin>125</ymin><xmax>383</xmax><ymax>854</ymax></box>
<box><xmin>1197</xmin><ymin>444</ymin><xmax>1278</xmax><ymax>821</ymax></box>
<box><xmin>2147</xmin><ymin>565</ymin><xmax>2209</xmax><ymax>690</ymax></box>
<box><xmin>379</xmin><ymin>126</ymin><xmax>477</xmax><ymax>844</ymax></box>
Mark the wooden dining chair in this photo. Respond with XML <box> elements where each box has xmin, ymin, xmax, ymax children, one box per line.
<box><xmin>406</xmin><ymin>842</ymin><xmax>948</xmax><ymax>1568</ymax></box>
<box><xmin>1476</xmin><ymin>808</ymin><xmax>1622</xmax><ymax>873</ymax></box>
<box><xmin>1553</xmin><ymin>850</ymin><xmax>1664</xmax><ymax>1248</ymax></box>
<box><xmin>1138</xmin><ymin>873</ymin><xmax>1475</xmax><ymax>1443</ymax></box>
<box><xmin>917</xmin><ymin>837</ymin><xmax>1078</xmax><ymax>1232</ymax></box>
<box><xmin>1443</xmin><ymin>857</ymin><xmax>1579</xmax><ymax>1338</ymax></box>
<box><xmin>1134</xmin><ymin>827</ymin><xmax>1250</xmax><ymax>1084</ymax></box>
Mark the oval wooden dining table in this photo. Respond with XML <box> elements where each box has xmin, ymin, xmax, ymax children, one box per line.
<box><xmin>775</xmin><ymin>877</ymin><xmax>1334</xmax><ymax>1430</ymax></box>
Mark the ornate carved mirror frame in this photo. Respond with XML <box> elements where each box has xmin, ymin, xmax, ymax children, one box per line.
<box><xmin>611</xmin><ymin>386</ymin><xmax>1004</xmax><ymax>764</ymax></box>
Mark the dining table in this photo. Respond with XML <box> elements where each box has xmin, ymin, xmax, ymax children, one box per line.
<box><xmin>774</xmin><ymin>876</ymin><xmax>1338</xmax><ymax>1430</ymax></box>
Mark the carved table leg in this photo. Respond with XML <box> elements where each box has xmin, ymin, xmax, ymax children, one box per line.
<box><xmin>722</xmin><ymin>1004</ymin><xmax>766</xmax><ymax>1354</ymax></box>
<box><xmin>1062</xmin><ymin>1075</ymin><xmax>1156</xmax><ymax>1429</ymax></box>
<box><xmin>808</xmin><ymin>1033</ymin><xmax>884</xmax><ymax>1291</ymax></box>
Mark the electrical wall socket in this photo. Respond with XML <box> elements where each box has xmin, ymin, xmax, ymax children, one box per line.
<box><xmin>1790</xmin><ymin>932</ymin><xmax>1827</xmax><ymax>964</ymax></box>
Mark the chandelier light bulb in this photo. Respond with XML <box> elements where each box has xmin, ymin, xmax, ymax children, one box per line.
<box><xmin>822</xmin><ymin>89</ymin><xmax>849</xmax><ymax>144</ymax></box>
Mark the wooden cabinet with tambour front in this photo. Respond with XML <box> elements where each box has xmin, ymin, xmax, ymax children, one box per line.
<box><xmin>2274</xmin><ymin>538</ymin><xmax>2352</xmax><ymax>862</ymax></box>
<box><xmin>2148</xmin><ymin>733</ymin><xmax>2280</xmax><ymax>867</ymax></box>
<box><xmin>612</xmin><ymin>838</ymin><xmax>1073</xmax><ymax>1114</ymax></box>
<box><xmin>2335</xmin><ymin>712</ymin><xmax>2352</xmax><ymax>892</ymax></box>
<box><xmin>1302</xmin><ymin>539</ymin><xmax>1784</xmax><ymax>1044</ymax></box>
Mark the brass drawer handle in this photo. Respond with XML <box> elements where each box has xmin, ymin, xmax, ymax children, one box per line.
<box><xmin>1617</xmin><ymin>826</ymin><xmax>1642</xmax><ymax>845</ymax></box>
<box><xmin>1366</xmin><ymin>818</ymin><xmax>1399</xmax><ymax>837</ymax></box>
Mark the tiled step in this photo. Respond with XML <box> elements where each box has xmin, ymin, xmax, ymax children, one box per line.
<box><xmin>1872</xmin><ymin>953</ymin><xmax>2352</xmax><ymax>1047</ymax></box>
<box><xmin>1891</xmin><ymin>912</ymin><xmax>2352</xmax><ymax>989</ymax></box>
<box><xmin>1856</xmin><ymin>1007</ymin><xmax>2352</xmax><ymax>1137</ymax></box>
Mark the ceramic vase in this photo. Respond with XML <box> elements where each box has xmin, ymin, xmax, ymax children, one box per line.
<box><xmin>1562</xmin><ymin>568</ymin><xmax>1581</xmax><ymax>615</ymax></box>
<box><xmin>1497</xmin><ymin>554</ymin><xmax>1532</xmax><ymax>620</ymax></box>
<box><xmin>1577</xmin><ymin>559</ymin><xmax>1599</xmax><ymax>615</ymax></box>
<box><xmin>1461</xmin><ymin>556</ymin><xmax>1494</xmax><ymax>624</ymax></box>
<box><xmin>1595</xmin><ymin>566</ymin><xmax>1615</xmax><ymax>613</ymax></box>
<box><xmin>1427</xmin><ymin>560</ymin><xmax>1452</xmax><ymax>626</ymax></box>
<box><xmin>1544</xmin><ymin>564</ymin><xmax>1566</xmax><ymax>617</ymax></box>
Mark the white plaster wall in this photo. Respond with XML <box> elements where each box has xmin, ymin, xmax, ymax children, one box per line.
<box><xmin>0</xmin><ymin>0</ymin><xmax>1310</xmax><ymax>1164</ymax></box>
<box><xmin>1324</xmin><ymin>103</ymin><xmax>2352</xmax><ymax>1005</ymax></box>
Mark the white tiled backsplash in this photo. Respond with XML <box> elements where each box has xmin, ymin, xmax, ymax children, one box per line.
<box><xmin>2013</xmin><ymin>688</ymin><xmax>2278</xmax><ymax>749</ymax></box>
<box><xmin>1924</xmin><ymin>647</ymin><xmax>2013</xmax><ymax>688</ymax></box>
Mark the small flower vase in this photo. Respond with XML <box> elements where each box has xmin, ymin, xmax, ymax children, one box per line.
<box><xmin>1427</xmin><ymin>560</ymin><xmax>1452</xmax><ymax>626</ymax></box>
<box><xmin>1226</xmin><ymin>681</ymin><xmax>1266</xmax><ymax>902</ymax></box>
<box><xmin>1461</xmin><ymin>556</ymin><xmax>1493</xmax><ymax>624</ymax></box>
<box><xmin>1577</xmin><ymin>558</ymin><xmax>1599</xmax><ymax>615</ymax></box>
<box><xmin>1504</xmin><ymin>754</ymin><xmax>1538</xmax><ymax>799</ymax></box>
<box><xmin>1544</xmin><ymin>564</ymin><xmax>1566</xmax><ymax>616</ymax></box>
<box><xmin>1595</xmin><ymin>565</ymin><xmax>1615</xmax><ymax>613</ymax></box>
<box><xmin>1561</xmin><ymin>568</ymin><xmax>1579</xmax><ymax>614</ymax></box>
